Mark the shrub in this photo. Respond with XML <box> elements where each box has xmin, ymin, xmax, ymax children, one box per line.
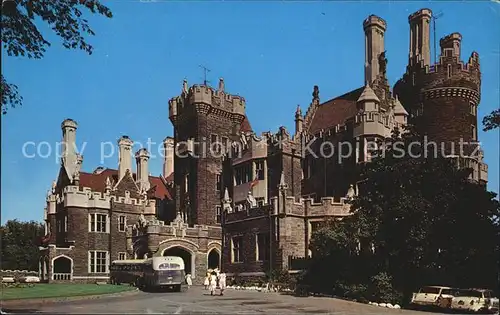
<box><xmin>369</xmin><ymin>272</ymin><xmax>402</xmax><ymax>304</ymax></box>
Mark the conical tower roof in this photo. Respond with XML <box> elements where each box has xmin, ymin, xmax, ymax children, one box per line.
<box><xmin>357</xmin><ymin>84</ymin><xmax>380</xmax><ymax>103</ymax></box>
<box><xmin>393</xmin><ymin>95</ymin><xmax>408</xmax><ymax>116</ymax></box>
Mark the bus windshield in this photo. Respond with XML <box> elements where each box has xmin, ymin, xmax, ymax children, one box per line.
<box><xmin>157</xmin><ymin>263</ymin><xmax>182</xmax><ymax>270</ymax></box>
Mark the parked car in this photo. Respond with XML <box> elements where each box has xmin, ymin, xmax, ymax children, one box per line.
<box><xmin>410</xmin><ymin>286</ymin><xmax>455</xmax><ymax>309</ymax></box>
<box><xmin>450</xmin><ymin>288</ymin><xmax>499</xmax><ymax>314</ymax></box>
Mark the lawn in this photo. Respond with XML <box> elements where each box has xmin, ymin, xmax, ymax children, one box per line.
<box><xmin>1</xmin><ymin>283</ymin><xmax>136</xmax><ymax>301</ymax></box>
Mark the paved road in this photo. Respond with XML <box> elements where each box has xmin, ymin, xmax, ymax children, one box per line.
<box><xmin>3</xmin><ymin>286</ymin><xmax>450</xmax><ymax>315</ymax></box>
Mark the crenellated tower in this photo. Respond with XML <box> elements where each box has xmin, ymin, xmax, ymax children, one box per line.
<box><xmin>168</xmin><ymin>78</ymin><xmax>247</xmax><ymax>226</ymax></box>
<box><xmin>394</xmin><ymin>9</ymin><xmax>487</xmax><ymax>184</ymax></box>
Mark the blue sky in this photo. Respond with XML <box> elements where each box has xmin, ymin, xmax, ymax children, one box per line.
<box><xmin>1</xmin><ymin>1</ymin><xmax>499</xmax><ymax>224</ymax></box>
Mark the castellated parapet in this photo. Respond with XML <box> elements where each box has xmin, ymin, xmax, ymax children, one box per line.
<box><xmin>363</xmin><ymin>14</ymin><xmax>386</xmax><ymax>31</ymax></box>
<box><xmin>168</xmin><ymin>79</ymin><xmax>246</xmax><ymax>125</ymax></box>
<box><xmin>53</xmin><ymin>185</ymin><xmax>156</xmax><ymax>214</ymax></box>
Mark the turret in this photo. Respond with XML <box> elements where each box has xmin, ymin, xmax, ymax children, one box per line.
<box><xmin>392</xmin><ymin>95</ymin><xmax>408</xmax><ymax>126</ymax></box>
<box><xmin>357</xmin><ymin>84</ymin><xmax>380</xmax><ymax>112</ymax></box>
<box><xmin>363</xmin><ymin>15</ymin><xmax>387</xmax><ymax>85</ymax></box>
<box><xmin>440</xmin><ymin>32</ymin><xmax>462</xmax><ymax>59</ymax></box>
<box><xmin>295</xmin><ymin>105</ymin><xmax>303</xmax><ymax>136</ymax></box>
<box><xmin>408</xmin><ymin>8</ymin><xmax>432</xmax><ymax>67</ymax></box>
<box><xmin>135</xmin><ymin>148</ymin><xmax>150</xmax><ymax>192</ymax></box>
<box><xmin>118</xmin><ymin>136</ymin><xmax>133</xmax><ymax>181</ymax></box>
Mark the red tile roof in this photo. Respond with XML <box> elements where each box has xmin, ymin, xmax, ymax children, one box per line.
<box><xmin>240</xmin><ymin>115</ymin><xmax>252</xmax><ymax>132</ymax></box>
<box><xmin>79</xmin><ymin>168</ymin><xmax>172</xmax><ymax>200</ymax></box>
<box><xmin>308</xmin><ymin>87</ymin><xmax>364</xmax><ymax>134</ymax></box>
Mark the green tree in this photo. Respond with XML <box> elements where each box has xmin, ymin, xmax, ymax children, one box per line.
<box><xmin>1</xmin><ymin>220</ymin><xmax>45</xmax><ymax>271</ymax></box>
<box><xmin>307</xmin><ymin>126</ymin><xmax>500</xmax><ymax>303</ymax></box>
<box><xmin>1</xmin><ymin>0</ymin><xmax>113</xmax><ymax>114</ymax></box>
<box><xmin>482</xmin><ymin>109</ymin><xmax>500</xmax><ymax>132</ymax></box>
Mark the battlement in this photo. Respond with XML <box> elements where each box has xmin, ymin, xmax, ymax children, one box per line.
<box><xmin>363</xmin><ymin>14</ymin><xmax>386</xmax><ymax>31</ymax></box>
<box><xmin>169</xmin><ymin>79</ymin><xmax>246</xmax><ymax>121</ymax></box>
<box><xmin>408</xmin><ymin>8</ymin><xmax>432</xmax><ymax>22</ymax></box>
<box><xmin>55</xmin><ymin>185</ymin><xmax>156</xmax><ymax>212</ymax></box>
<box><xmin>225</xmin><ymin>196</ymin><xmax>351</xmax><ymax>223</ymax></box>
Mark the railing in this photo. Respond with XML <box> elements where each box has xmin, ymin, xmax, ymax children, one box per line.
<box><xmin>288</xmin><ymin>256</ymin><xmax>312</xmax><ymax>270</ymax></box>
<box><xmin>52</xmin><ymin>273</ymin><xmax>71</xmax><ymax>280</ymax></box>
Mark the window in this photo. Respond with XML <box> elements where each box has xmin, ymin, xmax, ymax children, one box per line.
<box><xmin>256</xmin><ymin>233</ymin><xmax>270</xmax><ymax>261</ymax></box>
<box><xmin>89</xmin><ymin>251</ymin><xmax>108</xmax><ymax>273</ymax></box>
<box><xmin>118</xmin><ymin>252</ymin><xmax>126</xmax><ymax>260</ymax></box>
<box><xmin>471</xmin><ymin>125</ymin><xmax>476</xmax><ymax>141</ymax></box>
<box><xmin>64</xmin><ymin>215</ymin><xmax>68</xmax><ymax>232</ymax></box>
<box><xmin>255</xmin><ymin>160</ymin><xmax>265</xmax><ymax>180</ymax></box>
<box><xmin>89</xmin><ymin>214</ymin><xmax>108</xmax><ymax>233</ymax></box>
<box><xmin>221</xmin><ymin>136</ymin><xmax>228</xmax><ymax>153</ymax></box>
<box><xmin>185</xmin><ymin>173</ymin><xmax>189</xmax><ymax>193</ymax></box>
<box><xmin>118</xmin><ymin>215</ymin><xmax>126</xmax><ymax>232</ymax></box>
<box><xmin>216</xmin><ymin>174</ymin><xmax>221</xmax><ymax>191</ymax></box>
<box><xmin>447</xmin><ymin>64</ymin><xmax>452</xmax><ymax>78</ymax></box>
<box><xmin>470</xmin><ymin>102</ymin><xmax>476</xmax><ymax>116</ymax></box>
<box><xmin>211</xmin><ymin>134</ymin><xmax>221</xmax><ymax>154</ymax></box>
<box><xmin>234</xmin><ymin>164</ymin><xmax>252</xmax><ymax>185</ymax></box>
<box><xmin>231</xmin><ymin>236</ymin><xmax>243</xmax><ymax>263</ymax></box>
<box><xmin>215</xmin><ymin>205</ymin><xmax>221</xmax><ymax>223</ymax></box>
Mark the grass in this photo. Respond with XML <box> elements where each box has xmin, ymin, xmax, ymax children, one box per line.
<box><xmin>1</xmin><ymin>283</ymin><xmax>136</xmax><ymax>301</ymax></box>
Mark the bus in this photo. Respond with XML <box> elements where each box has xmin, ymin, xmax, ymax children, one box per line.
<box><xmin>109</xmin><ymin>259</ymin><xmax>146</xmax><ymax>287</ymax></box>
<box><xmin>142</xmin><ymin>256</ymin><xmax>187</xmax><ymax>292</ymax></box>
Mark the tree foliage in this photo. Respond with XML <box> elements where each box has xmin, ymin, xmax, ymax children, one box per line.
<box><xmin>1</xmin><ymin>0</ymin><xmax>113</xmax><ymax>114</ymax></box>
<box><xmin>304</xmin><ymin>126</ymin><xmax>500</xmax><ymax>304</ymax></box>
<box><xmin>482</xmin><ymin>109</ymin><xmax>500</xmax><ymax>132</ymax></box>
<box><xmin>1</xmin><ymin>220</ymin><xmax>45</xmax><ymax>271</ymax></box>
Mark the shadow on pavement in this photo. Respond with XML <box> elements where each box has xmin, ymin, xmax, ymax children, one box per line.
<box><xmin>2</xmin><ymin>308</ymin><xmax>41</xmax><ymax>314</ymax></box>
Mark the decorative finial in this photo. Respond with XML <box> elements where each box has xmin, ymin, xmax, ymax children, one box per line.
<box><xmin>105</xmin><ymin>176</ymin><xmax>112</xmax><ymax>190</ymax></box>
<box><xmin>346</xmin><ymin>184</ymin><xmax>355</xmax><ymax>199</ymax></box>
<box><xmin>312</xmin><ymin>85</ymin><xmax>319</xmax><ymax>100</ymax></box>
<box><xmin>295</xmin><ymin>105</ymin><xmax>302</xmax><ymax>116</ymax></box>
<box><xmin>182</xmin><ymin>79</ymin><xmax>188</xmax><ymax>94</ymax></box>
<box><xmin>278</xmin><ymin>171</ymin><xmax>288</xmax><ymax>191</ymax></box>
<box><xmin>218</xmin><ymin>78</ymin><xmax>225</xmax><ymax>92</ymax></box>
<box><xmin>51</xmin><ymin>180</ymin><xmax>57</xmax><ymax>193</ymax></box>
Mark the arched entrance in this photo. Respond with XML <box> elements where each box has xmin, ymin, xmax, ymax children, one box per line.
<box><xmin>207</xmin><ymin>249</ymin><xmax>220</xmax><ymax>270</ymax></box>
<box><xmin>163</xmin><ymin>247</ymin><xmax>192</xmax><ymax>275</ymax></box>
<box><xmin>52</xmin><ymin>255</ymin><xmax>72</xmax><ymax>280</ymax></box>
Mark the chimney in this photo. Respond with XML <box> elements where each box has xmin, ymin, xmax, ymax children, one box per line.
<box><xmin>118</xmin><ymin>136</ymin><xmax>134</xmax><ymax>181</ymax></box>
<box><xmin>295</xmin><ymin>105</ymin><xmax>303</xmax><ymax>136</ymax></box>
<box><xmin>408</xmin><ymin>8</ymin><xmax>432</xmax><ymax>66</ymax></box>
<box><xmin>61</xmin><ymin>118</ymin><xmax>78</xmax><ymax>180</ymax></box>
<box><xmin>135</xmin><ymin>148</ymin><xmax>150</xmax><ymax>192</ymax></box>
<box><xmin>363</xmin><ymin>15</ymin><xmax>387</xmax><ymax>85</ymax></box>
<box><xmin>163</xmin><ymin>137</ymin><xmax>174</xmax><ymax>178</ymax></box>
<box><xmin>440</xmin><ymin>33</ymin><xmax>462</xmax><ymax>58</ymax></box>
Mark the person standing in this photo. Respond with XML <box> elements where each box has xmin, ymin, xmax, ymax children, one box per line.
<box><xmin>218</xmin><ymin>272</ymin><xmax>226</xmax><ymax>296</ymax></box>
<box><xmin>204</xmin><ymin>272</ymin><xmax>210</xmax><ymax>290</ymax></box>
<box><xmin>185</xmin><ymin>273</ymin><xmax>192</xmax><ymax>288</ymax></box>
<box><xmin>209</xmin><ymin>272</ymin><xmax>217</xmax><ymax>296</ymax></box>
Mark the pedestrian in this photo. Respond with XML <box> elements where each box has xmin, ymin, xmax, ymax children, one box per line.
<box><xmin>218</xmin><ymin>272</ymin><xmax>226</xmax><ymax>296</ymax></box>
<box><xmin>204</xmin><ymin>272</ymin><xmax>210</xmax><ymax>290</ymax></box>
<box><xmin>185</xmin><ymin>273</ymin><xmax>192</xmax><ymax>288</ymax></box>
<box><xmin>209</xmin><ymin>272</ymin><xmax>217</xmax><ymax>296</ymax></box>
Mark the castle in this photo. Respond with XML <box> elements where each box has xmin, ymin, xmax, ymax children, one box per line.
<box><xmin>39</xmin><ymin>8</ymin><xmax>488</xmax><ymax>283</ymax></box>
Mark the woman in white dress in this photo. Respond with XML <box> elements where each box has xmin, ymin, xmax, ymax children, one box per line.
<box><xmin>209</xmin><ymin>272</ymin><xmax>217</xmax><ymax>296</ymax></box>
<box><xmin>203</xmin><ymin>273</ymin><xmax>210</xmax><ymax>290</ymax></box>
<box><xmin>218</xmin><ymin>272</ymin><xmax>226</xmax><ymax>296</ymax></box>
<box><xmin>185</xmin><ymin>273</ymin><xmax>192</xmax><ymax>288</ymax></box>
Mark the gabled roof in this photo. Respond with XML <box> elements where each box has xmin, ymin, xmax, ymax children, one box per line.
<box><xmin>79</xmin><ymin>168</ymin><xmax>172</xmax><ymax>200</ymax></box>
<box><xmin>308</xmin><ymin>87</ymin><xmax>364</xmax><ymax>134</ymax></box>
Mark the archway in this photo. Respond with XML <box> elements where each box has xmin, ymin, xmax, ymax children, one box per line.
<box><xmin>52</xmin><ymin>255</ymin><xmax>72</xmax><ymax>280</ymax></box>
<box><xmin>163</xmin><ymin>246</ymin><xmax>192</xmax><ymax>275</ymax></box>
<box><xmin>207</xmin><ymin>249</ymin><xmax>220</xmax><ymax>270</ymax></box>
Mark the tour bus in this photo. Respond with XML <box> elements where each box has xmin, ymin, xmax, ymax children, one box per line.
<box><xmin>109</xmin><ymin>259</ymin><xmax>147</xmax><ymax>287</ymax></box>
<box><xmin>142</xmin><ymin>256</ymin><xmax>187</xmax><ymax>292</ymax></box>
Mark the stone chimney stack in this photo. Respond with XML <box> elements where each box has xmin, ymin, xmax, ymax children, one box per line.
<box><xmin>118</xmin><ymin>136</ymin><xmax>134</xmax><ymax>181</ymax></box>
<box><xmin>408</xmin><ymin>8</ymin><xmax>432</xmax><ymax>66</ymax></box>
<box><xmin>135</xmin><ymin>148</ymin><xmax>150</xmax><ymax>192</ymax></box>
<box><xmin>163</xmin><ymin>137</ymin><xmax>174</xmax><ymax>178</ymax></box>
<box><xmin>61</xmin><ymin>118</ymin><xmax>78</xmax><ymax>179</ymax></box>
<box><xmin>363</xmin><ymin>15</ymin><xmax>387</xmax><ymax>85</ymax></box>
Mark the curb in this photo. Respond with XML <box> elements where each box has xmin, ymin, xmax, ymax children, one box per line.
<box><xmin>1</xmin><ymin>288</ymin><xmax>139</xmax><ymax>308</ymax></box>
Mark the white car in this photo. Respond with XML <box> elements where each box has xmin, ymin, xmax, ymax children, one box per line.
<box><xmin>410</xmin><ymin>286</ymin><xmax>455</xmax><ymax>309</ymax></box>
<box><xmin>450</xmin><ymin>288</ymin><xmax>499</xmax><ymax>313</ymax></box>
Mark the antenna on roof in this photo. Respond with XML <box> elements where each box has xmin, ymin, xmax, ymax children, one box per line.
<box><xmin>432</xmin><ymin>11</ymin><xmax>444</xmax><ymax>64</ymax></box>
<box><xmin>199</xmin><ymin>65</ymin><xmax>211</xmax><ymax>86</ymax></box>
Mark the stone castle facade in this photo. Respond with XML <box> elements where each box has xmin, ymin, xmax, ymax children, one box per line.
<box><xmin>39</xmin><ymin>8</ymin><xmax>488</xmax><ymax>283</ymax></box>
